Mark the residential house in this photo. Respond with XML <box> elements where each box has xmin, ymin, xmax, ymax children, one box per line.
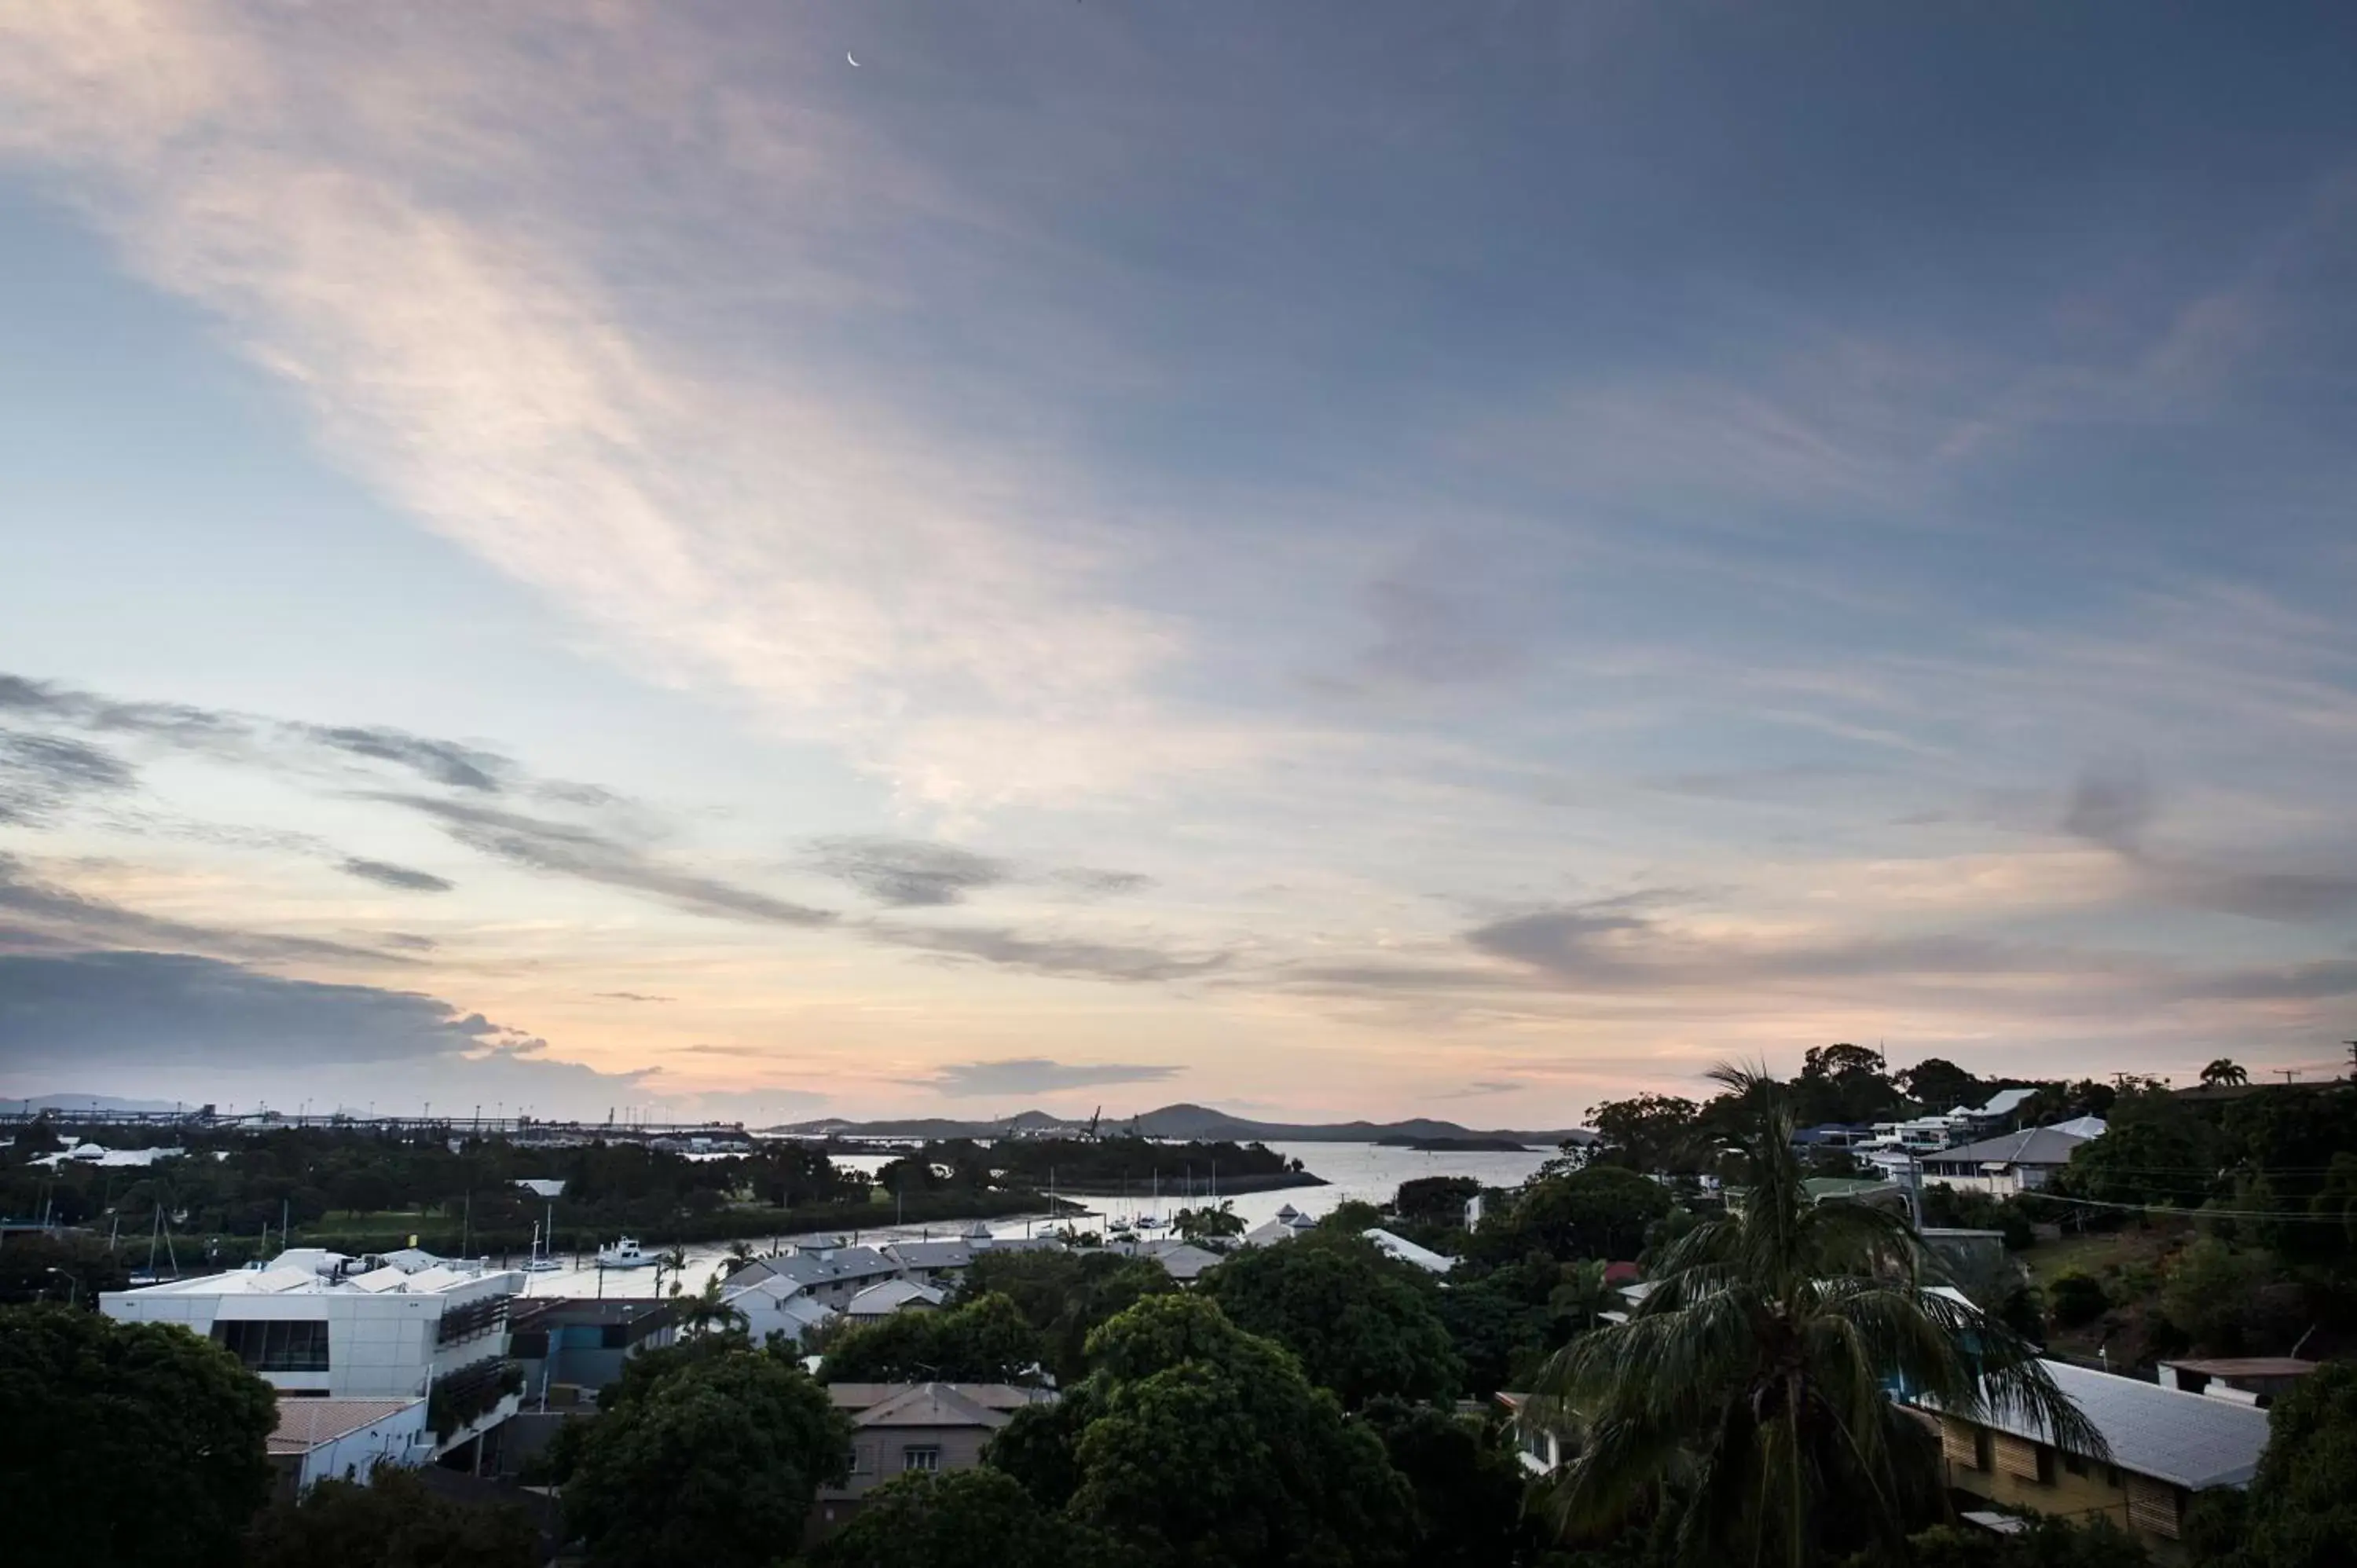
<box><xmin>1105</xmin><ymin>1236</ymin><xmax>1225</xmax><ymax>1282</ymax></box>
<box><xmin>1241</xmin><ymin>1204</ymin><xmax>1318</xmax><ymax>1248</ymax></box>
<box><xmin>728</xmin><ymin>1240</ymin><xmax>902</xmax><ymax>1310</ymax></box>
<box><xmin>813</xmin><ymin>1383</ymin><xmax>1061</xmax><ymax>1533</ymax></box>
<box><xmin>266</xmin><ymin>1396</ymin><xmax>429</xmax><ymax>1498</ymax></box>
<box><xmin>103</xmin><ymin>1247</ymin><xmax>524</xmax><ymax>1462</ymax></box>
<box><xmin>1910</xmin><ymin>1358</ymin><xmax>2271</xmax><ymax>1556</ymax></box>
<box><xmin>2157</xmin><ymin>1357</ymin><xmax>2319</xmax><ymax>1408</ymax></box>
<box><xmin>720</xmin><ymin>1273</ymin><xmax>836</xmax><ymax>1346</ymax></box>
<box><xmin>845</xmin><ymin>1278</ymin><xmax>945</xmax><ymax>1321</ymax></box>
<box><xmin>1918</xmin><ymin>1126</ymin><xmax>2099</xmax><ymax>1196</ymax></box>
<box><xmin>881</xmin><ymin>1225</ymin><xmax>1065</xmax><ymax>1289</ymax></box>
<box><xmin>1493</xmin><ymin>1390</ymin><xmax>1564</xmax><ymax>1476</ymax></box>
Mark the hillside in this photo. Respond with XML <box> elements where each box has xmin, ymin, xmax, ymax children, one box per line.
<box><xmin>768</xmin><ymin>1101</ymin><xmax>1590</xmax><ymax>1147</ymax></box>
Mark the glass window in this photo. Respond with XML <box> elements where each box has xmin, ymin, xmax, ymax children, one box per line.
<box><xmin>901</xmin><ymin>1445</ymin><xmax>941</xmax><ymax>1473</ymax></box>
<box><xmin>215</xmin><ymin>1319</ymin><xmax>331</xmax><ymax>1372</ymax></box>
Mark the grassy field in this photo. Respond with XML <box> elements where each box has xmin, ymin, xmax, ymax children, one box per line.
<box><xmin>2018</xmin><ymin>1223</ymin><xmax>2187</xmax><ymax>1286</ymax></box>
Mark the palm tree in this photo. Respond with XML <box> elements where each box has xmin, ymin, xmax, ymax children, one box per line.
<box><xmin>1531</xmin><ymin>1065</ymin><xmax>2100</xmax><ymax>1568</ymax></box>
<box><xmin>720</xmin><ymin>1239</ymin><xmax>758</xmax><ymax>1278</ymax></box>
<box><xmin>2201</xmin><ymin>1058</ymin><xmax>2249</xmax><ymax>1089</ymax></box>
<box><xmin>651</xmin><ymin>1244</ymin><xmax>691</xmax><ymax>1297</ymax></box>
<box><xmin>674</xmin><ymin>1274</ymin><xmax>748</xmax><ymax>1335</ymax></box>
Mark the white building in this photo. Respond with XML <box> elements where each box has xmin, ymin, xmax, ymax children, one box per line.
<box><xmin>1918</xmin><ymin>1125</ymin><xmax>2099</xmax><ymax>1196</ymax></box>
<box><xmin>721</xmin><ymin>1273</ymin><xmax>838</xmax><ymax>1346</ymax></box>
<box><xmin>267</xmin><ymin>1396</ymin><xmax>430</xmax><ymax>1495</ymax></box>
<box><xmin>1363</xmin><ymin>1228</ymin><xmax>1456</xmax><ymax>1275</ymax></box>
<box><xmin>101</xmin><ymin>1248</ymin><xmax>524</xmax><ymax>1456</ymax></box>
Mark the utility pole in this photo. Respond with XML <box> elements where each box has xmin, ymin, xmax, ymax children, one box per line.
<box><xmin>2278</xmin><ymin>1070</ymin><xmax>2300</xmax><ymax>1086</ymax></box>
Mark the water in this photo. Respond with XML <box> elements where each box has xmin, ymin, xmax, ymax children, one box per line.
<box><xmin>509</xmin><ymin>1141</ymin><xmax>1554</xmax><ymax>1299</ymax></box>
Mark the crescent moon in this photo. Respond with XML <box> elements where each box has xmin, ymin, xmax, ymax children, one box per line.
<box><xmin>846</xmin><ymin>52</ymin><xmax>860</xmax><ymax>67</ymax></box>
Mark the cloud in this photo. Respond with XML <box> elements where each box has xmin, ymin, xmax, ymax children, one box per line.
<box><xmin>0</xmin><ymin>729</ymin><xmax>136</xmax><ymax>824</ymax></box>
<box><xmin>1050</xmin><ymin>867</ymin><xmax>1155</xmax><ymax>899</ymax></box>
<box><xmin>387</xmin><ymin>796</ymin><xmax>837</xmax><ymax>927</ymax></box>
<box><xmin>929</xmin><ymin>1057</ymin><xmax>1182</xmax><ymax>1096</ymax></box>
<box><xmin>338</xmin><ymin>856</ymin><xmax>456</xmax><ymax>892</ymax></box>
<box><xmin>2060</xmin><ymin>753</ymin><xmax>2155</xmax><ymax>854</ymax></box>
<box><xmin>0</xmin><ymin>853</ymin><xmax>412</xmax><ymax>967</ymax></box>
<box><xmin>596</xmin><ymin>991</ymin><xmax>674</xmax><ymax>1003</ymax></box>
<box><xmin>0</xmin><ymin>5</ymin><xmax>1189</xmax><ymax>810</ymax></box>
<box><xmin>0</xmin><ymin>948</ymin><xmax>517</xmax><ymax>1068</ymax></box>
<box><xmin>874</xmin><ymin>922</ymin><xmax>1230</xmax><ymax>984</ymax></box>
<box><xmin>294</xmin><ymin>725</ymin><xmax>507</xmax><ymax>792</ymax></box>
<box><xmin>808</xmin><ymin>837</ymin><xmax>1012</xmax><ymax>907</ymax></box>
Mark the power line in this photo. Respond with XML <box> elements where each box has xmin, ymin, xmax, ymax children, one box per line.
<box><xmin>2029</xmin><ymin>1192</ymin><xmax>2357</xmax><ymax>1224</ymax></box>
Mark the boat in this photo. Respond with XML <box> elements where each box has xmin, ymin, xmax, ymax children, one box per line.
<box><xmin>523</xmin><ymin>1218</ymin><xmax>563</xmax><ymax>1273</ymax></box>
<box><xmin>596</xmin><ymin>1236</ymin><xmax>654</xmax><ymax>1269</ymax></box>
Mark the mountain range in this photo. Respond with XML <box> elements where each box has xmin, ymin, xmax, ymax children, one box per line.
<box><xmin>765</xmin><ymin>1101</ymin><xmax>1592</xmax><ymax>1147</ymax></box>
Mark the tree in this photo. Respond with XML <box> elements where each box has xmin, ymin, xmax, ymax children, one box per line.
<box><xmin>821</xmin><ymin>1292</ymin><xmax>1043</xmax><ymax>1384</ymax></box>
<box><xmin>1394</xmin><ymin>1175</ymin><xmax>1483</xmax><ymax>1228</ymax></box>
<box><xmin>1199</xmin><ymin>1233</ymin><xmax>1461</xmax><ymax>1406</ymax></box>
<box><xmin>1583</xmin><ymin>1095</ymin><xmax>1701</xmax><ymax>1174</ymax></box>
<box><xmin>2056</xmin><ymin>1101</ymin><xmax>2219</xmax><ymax>1210</ymax></box>
<box><xmin>1173</xmin><ymin>1202</ymin><xmax>1245</xmax><ymax>1244</ymax></box>
<box><xmin>674</xmin><ymin>1274</ymin><xmax>748</xmax><ymax>1336</ymax></box>
<box><xmin>1791</xmin><ymin>1043</ymin><xmax>1908</xmax><ymax>1127</ymax></box>
<box><xmin>812</xmin><ymin>1468</ymin><xmax>1129</xmax><ymax>1568</ymax></box>
<box><xmin>1908</xmin><ymin>1515</ymin><xmax>2153</xmax><ymax>1567</ymax></box>
<box><xmin>2202</xmin><ymin>1359</ymin><xmax>2357</xmax><ymax>1568</ymax></box>
<box><xmin>0</xmin><ymin>1303</ymin><xmax>277</xmax><ymax>1568</ymax></box>
<box><xmin>2201</xmin><ymin>1059</ymin><xmax>2250</xmax><ymax>1090</ymax></box>
<box><xmin>2160</xmin><ymin>1238</ymin><xmax>2265</xmax><ymax>1354</ymax></box>
<box><xmin>958</xmin><ymin>1249</ymin><xmax>1174</xmax><ymax>1386</ymax></box>
<box><xmin>1357</xmin><ymin>1396</ymin><xmax>1536</xmax><ymax>1568</ymax></box>
<box><xmin>1512</xmin><ymin>1165</ymin><xmax>1675</xmax><ymax>1261</ymax></box>
<box><xmin>1007</xmin><ymin>1293</ymin><xmax>1415</xmax><ymax>1568</ymax></box>
<box><xmin>1531</xmin><ymin>1066</ymin><xmax>2099</xmax><ymax>1568</ymax></box>
<box><xmin>563</xmin><ymin>1348</ymin><xmax>850</xmax><ymax>1567</ymax></box>
<box><xmin>245</xmin><ymin>1464</ymin><xmax>538</xmax><ymax>1568</ymax></box>
<box><xmin>1896</xmin><ymin>1058</ymin><xmax>1988</xmax><ymax>1116</ymax></box>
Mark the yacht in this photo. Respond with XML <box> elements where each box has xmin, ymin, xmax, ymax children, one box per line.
<box><xmin>523</xmin><ymin>1218</ymin><xmax>563</xmax><ymax>1272</ymax></box>
<box><xmin>596</xmin><ymin>1236</ymin><xmax>654</xmax><ymax>1269</ymax></box>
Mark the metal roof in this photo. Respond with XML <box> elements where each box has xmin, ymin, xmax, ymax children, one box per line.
<box><xmin>1922</xmin><ymin>1126</ymin><xmax>2092</xmax><ymax>1168</ymax></box>
<box><xmin>1920</xmin><ymin>1360</ymin><xmax>2272</xmax><ymax>1490</ymax></box>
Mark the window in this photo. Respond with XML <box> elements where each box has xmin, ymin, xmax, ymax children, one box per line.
<box><xmin>600</xmin><ymin>1324</ymin><xmax>632</xmax><ymax>1350</ymax></box>
<box><xmin>2035</xmin><ymin>1445</ymin><xmax>2055</xmax><ymax>1486</ymax></box>
<box><xmin>901</xmin><ymin>1445</ymin><xmax>941</xmax><ymax>1473</ymax></box>
<box><xmin>1972</xmin><ymin>1428</ymin><xmax>1992</xmax><ymax>1472</ymax></box>
<box><xmin>215</xmin><ymin>1318</ymin><xmax>331</xmax><ymax>1372</ymax></box>
<box><xmin>850</xmin><ymin>1444</ymin><xmax>875</xmax><ymax>1475</ymax></box>
<box><xmin>2062</xmin><ymin>1451</ymin><xmax>2087</xmax><ymax>1477</ymax></box>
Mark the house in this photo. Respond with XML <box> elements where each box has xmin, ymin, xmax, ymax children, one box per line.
<box><xmin>1956</xmin><ymin>1088</ymin><xmax>2039</xmax><ymax>1134</ymax></box>
<box><xmin>102</xmin><ymin>1247</ymin><xmax>524</xmax><ymax>1462</ymax></box>
<box><xmin>1105</xmin><ymin>1236</ymin><xmax>1225</xmax><ymax>1283</ymax></box>
<box><xmin>506</xmin><ymin>1297</ymin><xmax>676</xmax><ymax>1400</ymax></box>
<box><xmin>512</xmin><ymin>1178</ymin><xmax>566</xmax><ymax>1200</ymax></box>
<box><xmin>882</xmin><ymin>1225</ymin><xmax>1067</xmax><ymax>1288</ymax></box>
<box><xmin>1241</xmin><ymin>1204</ymin><xmax>1318</xmax><ymax>1248</ymax></box>
<box><xmin>266</xmin><ymin>1396</ymin><xmax>429</xmax><ymax>1498</ymax></box>
<box><xmin>720</xmin><ymin>1273</ymin><xmax>837</xmax><ymax>1346</ymax></box>
<box><xmin>1909</xmin><ymin>1358</ymin><xmax>2272</xmax><ymax>1554</ymax></box>
<box><xmin>2157</xmin><ymin>1357</ymin><xmax>2319</xmax><ymax>1408</ymax></box>
<box><xmin>1494</xmin><ymin>1390</ymin><xmax>1564</xmax><ymax>1476</ymax></box>
<box><xmin>845</xmin><ymin>1278</ymin><xmax>945</xmax><ymax>1320</ymax></box>
<box><xmin>1918</xmin><ymin>1126</ymin><xmax>2098</xmax><ymax>1196</ymax></box>
<box><xmin>813</xmin><ymin>1383</ymin><xmax>1061</xmax><ymax>1533</ymax></box>
<box><xmin>1363</xmin><ymin>1228</ymin><xmax>1455</xmax><ymax>1275</ymax></box>
<box><xmin>729</xmin><ymin>1240</ymin><xmax>903</xmax><ymax>1309</ymax></box>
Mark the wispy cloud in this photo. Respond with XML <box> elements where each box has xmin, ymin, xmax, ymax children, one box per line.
<box><xmin>875</xmin><ymin>923</ymin><xmax>1230</xmax><ymax>984</ymax></box>
<box><xmin>337</xmin><ymin>857</ymin><xmax>456</xmax><ymax>893</ymax></box>
<box><xmin>808</xmin><ymin>837</ymin><xmax>1011</xmax><ymax>908</ymax></box>
<box><xmin>385</xmin><ymin>797</ymin><xmax>838</xmax><ymax>928</ymax></box>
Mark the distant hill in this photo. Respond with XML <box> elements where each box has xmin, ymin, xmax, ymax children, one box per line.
<box><xmin>767</xmin><ymin>1101</ymin><xmax>1590</xmax><ymax>1148</ymax></box>
<box><xmin>8</xmin><ymin>1093</ymin><xmax>190</xmax><ymax>1115</ymax></box>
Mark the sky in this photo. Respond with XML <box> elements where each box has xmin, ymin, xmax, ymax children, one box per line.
<box><xmin>2</xmin><ymin>2</ymin><xmax>2355</xmax><ymax>1127</ymax></box>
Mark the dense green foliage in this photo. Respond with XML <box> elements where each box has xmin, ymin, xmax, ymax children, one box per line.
<box><xmin>971</xmin><ymin>1134</ymin><xmax>1292</xmax><ymax>1190</ymax></box>
<box><xmin>993</xmin><ymin>1293</ymin><xmax>1417</xmax><ymax>1567</ymax></box>
<box><xmin>563</xmin><ymin>1347</ymin><xmax>849</xmax><ymax>1567</ymax></box>
<box><xmin>244</xmin><ymin>1464</ymin><xmax>540</xmax><ymax>1568</ymax></box>
<box><xmin>2189</xmin><ymin>1361</ymin><xmax>2357</xmax><ymax>1568</ymax></box>
<box><xmin>0</xmin><ymin>1303</ymin><xmax>277</xmax><ymax>1568</ymax></box>
<box><xmin>1902</xmin><ymin>1516</ymin><xmax>2153</xmax><ymax>1568</ymax></box>
<box><xmin>812</xmin><ymin>1468</ymin><xmax>1131</xmax><ymax>1568</ymax></box>
<box><xmin>1359</xmin><ymin>1395</ymin><xmax>1538</xmax><ymax>1568</ymax></box>
<box><xmin>820</xmin><ymin>1291</ymin><xmax>1043</xmax><ymax>1383</ymax></box>
<box><xmin>955</xmin><ymin>1247</ymin><xmax>1176</xmax><ymax>1383</ymax></box>
<box><xmin>1198</xmin><ymin>1231</ymin><xmax>1461</xmax><ymax>1406</ymax></box>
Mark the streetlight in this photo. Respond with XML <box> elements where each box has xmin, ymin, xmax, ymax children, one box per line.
<box><xmin>44</xmin><ymin>1267</ymin><xmax>80</xmax><ymax>1308</ymax></box>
